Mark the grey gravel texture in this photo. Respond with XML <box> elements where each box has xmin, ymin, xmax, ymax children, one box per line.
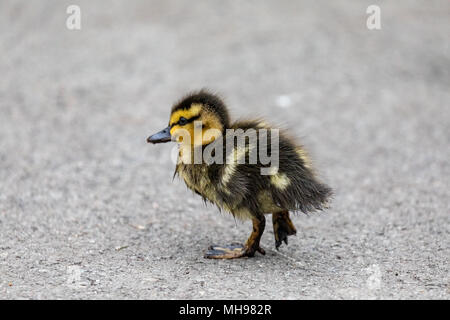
<box><xmin>0</xmin><ymin>0</ymin><xmax>449</xmax><ymax>299</ymax></box>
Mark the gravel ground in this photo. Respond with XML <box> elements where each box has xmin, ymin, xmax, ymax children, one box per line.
<box><xmin>0</xmin><ymin>0</ymin><xmax>449</xmax><ymax>299</ymax></box>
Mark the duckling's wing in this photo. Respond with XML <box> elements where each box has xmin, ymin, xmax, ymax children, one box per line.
<box><xmin>226</xmin><ymin>120</ymin><xmax>333</xmax><ymax>214</ymax></box>
<box><xmin>266</xmin><ymin>134</ymin><xmax>333</xmax><ymax>213</ymax></box>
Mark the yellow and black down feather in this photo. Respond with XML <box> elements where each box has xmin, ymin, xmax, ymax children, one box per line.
<box><xmin>173</xmin><ymin>92</ymin><xmax>332</xmax><ymax>221</ymax></box>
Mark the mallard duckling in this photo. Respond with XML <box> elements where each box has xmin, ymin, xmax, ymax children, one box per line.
<box><xmin>147</xmin><ymin>90</ymin><xmax>332</xmax><ymax>259</ymax></box>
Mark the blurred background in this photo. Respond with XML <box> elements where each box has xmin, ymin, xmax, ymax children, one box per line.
<box><xmin>0</xmin><ymin>0</ymin><xmax>448</xmax><ymax>299</ymax></box>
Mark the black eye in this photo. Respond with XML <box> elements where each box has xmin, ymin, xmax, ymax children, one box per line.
<box><xmin>179</xmin><ymin>117</ymin><xmax>188</xmax><ymax>125</ymax></box>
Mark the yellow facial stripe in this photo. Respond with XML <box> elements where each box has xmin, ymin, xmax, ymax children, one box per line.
<box><xmin>169</xmin><ymin>124</ymin><xmax>182</xmax><ymax>136</ymax></box>
<box><xmin>169</xmin><ymin>104</ymin><xmax>202</xmax><ymax>127</ymax></box>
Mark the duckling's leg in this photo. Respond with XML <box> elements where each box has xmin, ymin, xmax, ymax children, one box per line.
<box><xmin>205</xmin><ymin>215</ymin><xmax>266</xmax><ymax>259</ymax></box>
<box><xmin>272</xmin><ymin>210</ymin><xmax>297</xmax><ymax>249</ymax></box>
<box><xmin>244</xmin><ymin>215</ymin><xmax>266</xmax><ymax>256</ymax></box>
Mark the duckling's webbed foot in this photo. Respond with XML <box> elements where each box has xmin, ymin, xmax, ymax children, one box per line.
<box><xmin>272</xmin><ymin>210</ymin><xmax>297</xmax><ymax>249</ymax></box>
<box><xmin>205</xmin><ymin>216</ymin><xmax>266</xmax><ymax>259</ymax></box>
<box><xmin>205</xmin><ymin>243</ymin><xmax>247</xmax><ymax>259</ymax></box>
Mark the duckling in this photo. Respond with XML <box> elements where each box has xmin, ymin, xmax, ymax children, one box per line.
<box><xmin>147</xmin><ymin>90</ymin><xmax>332</xmax><ymax>259</ymax></box>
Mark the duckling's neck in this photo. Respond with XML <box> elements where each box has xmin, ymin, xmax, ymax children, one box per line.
<box><xmin>178</xmin><ymin>143</ymin><xmax>205</xmax><ymax>165</ymax></box>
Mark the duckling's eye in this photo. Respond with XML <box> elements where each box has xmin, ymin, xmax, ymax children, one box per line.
<box><xmin>178</xmin><ymin>117</ymin><xmax>188</xmax><ymax>125</ymax></box>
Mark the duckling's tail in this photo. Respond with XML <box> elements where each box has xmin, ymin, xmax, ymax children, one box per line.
<box><xmin>272</xmin><ymin>173</ymin><xmax>333</xmax><ymax>214</ymax></box>
<box><xmin>304</xmin><ymin>181</ymin><xmax>333</xmax><ymax>212</ymax></box>
<box><xmin>305</xmin><ymin>184</ymin><xmax>332</xmax><ymax>213</ymax></box>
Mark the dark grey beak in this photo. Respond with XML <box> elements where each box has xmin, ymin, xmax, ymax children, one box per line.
<box><xmin>147</xmin><ymin>126</ymin><xmax>172</xmax><ymax>144</ymax></box>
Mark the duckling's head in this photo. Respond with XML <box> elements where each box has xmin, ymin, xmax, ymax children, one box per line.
<box><xmin>147</xmin><ymin>90</ymin><xmax>230</xmax><ymax>146</ymax></box>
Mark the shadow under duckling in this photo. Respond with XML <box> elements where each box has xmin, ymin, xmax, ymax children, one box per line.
<box><xmin>147</xmin><ymin>90</ymin><xmax>332</xmax><ymax>259</ymax></box>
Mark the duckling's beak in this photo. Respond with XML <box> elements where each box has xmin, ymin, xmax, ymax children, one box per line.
<box><xmin>147</xmin><ymin>126</ymin><xmax>172</xmax><ymax>144</ymax></box>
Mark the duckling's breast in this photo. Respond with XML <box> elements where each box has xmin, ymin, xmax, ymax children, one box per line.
<box><xmin>177</xmin><ymin>163</ymin><xmax>219</xmax><ymax>205</ymax></box>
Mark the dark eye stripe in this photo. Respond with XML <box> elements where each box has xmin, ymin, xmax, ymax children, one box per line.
<box><xmin>171</xmin><ymin>115</ymin><xmax>201</xmax><ymax>128</ymax></box>
<box><xmin>179</xmin><ymin>117</ymin><xmax>188</xmax><ymax>125</ymax></box>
